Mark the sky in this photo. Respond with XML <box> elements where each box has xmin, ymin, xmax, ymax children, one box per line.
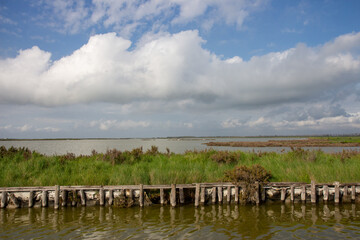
<box><xmin>0</xmin><ymin>0</ymin><xmax>360</xmax><ymax>138</ymax></box>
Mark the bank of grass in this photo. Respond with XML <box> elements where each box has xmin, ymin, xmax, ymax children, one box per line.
<box><xmin>0</xmin><ymin>146</ymin><xmax>359</xmax><ymax>187</ymax></box>
<box><xmin>311</xmin><ymin>136</ymin><xmax>360</xmax><ymax>144</ymax></box>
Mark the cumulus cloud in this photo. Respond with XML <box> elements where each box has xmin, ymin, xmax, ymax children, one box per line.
<box><xmin>92</xmin><ymin>120</ymin><xmax>150</xmax><ymax>131</ymax></box>
<box><xmin>0</xmin><ymin>31</ymin><xmax>359</xmax><ymax>112</ymax></box>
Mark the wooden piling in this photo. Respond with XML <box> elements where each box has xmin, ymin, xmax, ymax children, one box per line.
<box><xmin>217</xmin><ymin>186</ymin><xmax>223</xmax><ymax>203</ymax></box>
<box><xmin>323</xmin><ymin>185</ymin><xmax>329</xmax><ymax>202</ymax></box>
<box><xmin>352</xmin><ymin>185</ymin><xmax>356</xmax><ymax>201</ymax></box>
<box><xmin>212</xmin><ymin>187</ymin><xmax>217</xmax><ymax>204</ymax></box>
<box><xmin>200</xmin><ymin>187</ymin><xmax>205</xmax><ymax>204</ymax></box>
<box><xmin>179</xmin><ymin>187</ymin><xmax>184</xmax><ymax>204</ymax></box>
<box><xmin>334</xmin><ymin>182</ymin><xmax>340</xmax><ymax>204</ymax></box>
<box><xmin>80</xmin><ymin>189</ymin><xmax>86</xmax><ymax>206</ymax></box>
<box><xmin>227</xmin><ymin>186</ymin><xmax>231</xmax><ymax>203</ymax></box>
<box><xmin>72</xmin><ymin>190</ymin><xmax>77</xmax><ymax>206</ymax></box>
<box><xmin>9</xmin><ymin>193</ymin><xmax>20</xmax><ymax>208</ymax></box>
<box><xmin>234</xmin><ymin>186</ymin><xmax>239</xmax><ymax>203</ymax></box>
<box><xmin>61</xmin><ymin>190</ymin><xmax>67</xmax><ymax>207</ymax></box>
<box><xmin>160</xmin><ymin>188</ymin><xmax>164</xmax><ymax>205</ymax></box>
<box><xmin>261</xmin><ymin>184</ymin><xmax>266</xmax><ymax>202</ymax></box>
<box><xmin>108</xmin><ymin>190</ymin><xmax>113</xmax><ymax>205</ymax></box>
<box><xmin>255</xmin><ymin>182</ymin><xmax>260</xmax><ymax>205</ymax></box>
<box><xmin>301</xmin><ymin>185</ymin><xmax>306</xmax><ymax>202</ymax></box>
<box><xmin>139</xmin><ymin>184</ymin><xmax>144</xmax><ymax>207</ymax></box>
<box><xmin>1</xmin><ymin>191</ymin><xmax>7</xmax><ymax>208</ymax></box>
<box><xmin>42</xmin><ymin>191</ymin><xmax>48</xmax><ymax>207</ymax></box>
<box><xmin>281</xmin><ymin>188</ymin><xmax>286</xmax><ymax>202</ymax></box>
<box><xmin>290</xmin><ymin>185</ymin><xmax>294</xmax><ymax>202</ymax></box>
<box><xmin>54</xmin><ymin>185</ymin><xmax>60</xmax><ymax>209</ymax></box>
<box><xmin>99</xmin><ymin>188</ymin><xmax>105</xmax><ymax>206</ymax></box>
<box><xmin>170</xmin><ymin>184</ymin><xmax>176</xmax><ymax>207</ymax></box>
<box><xmin>195</xmin><ymin>183</ymin><xmax>200</xmax><ymax>207</ymax></box>
<box><xmin>29</xmin><ymin>191</ymin><xmax>34</xmax><ymax>208</ymax></box>
<box><xmin>311</xmin><ymin>181</ymin><xmax>316</xmax><ymax>203</ymax></box>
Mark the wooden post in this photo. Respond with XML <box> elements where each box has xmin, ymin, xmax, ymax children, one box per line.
<box><xmin>42</xmin><ymin>191</ymin><xmax>48</xmax><ymax>207</ymax></box>
<box><xmin>9</xmin><ymin>194</ymin><xmax>20</xmax><ymax>208</ymax></box>
<box><xmin>255</xmin><ymin>182</ymin><xmax>260</xmax><ymax>205</ymax></box>
<box><xmin>80</xmin><ymin>190</ymin><xmax>86</xmax><ymax>206</ymax></box>
<box><xmin>99</xmin><ymin>188</ymin><xmax>105</xmax><ymax>206</ymax></box>
<box><xmin>290</xmin><ymin>185</ymin><xmax>294</xmax><ymax>202</ymax></box>
<box><xmin>170</xmin><ymin>184</ymin><xmax>176</xmax><ymax>207</ymax></box>
<box><xmin>212</xmin><ymin>187</ymin><xmax>217</xmax><ymax>204</ymax></box>
<box><xmin>109</xmin><ymin>190</ymin><xmax>113</xmax><ymax>205</ymax></box>
<box><xmin>217</xmin><ymin>186</ymin><xmax>223</xmax><ymax>203</ymax></box>
<box><xmin>301</xmin><ymin>185</ymin><xmax>306</xmax><ymax>202</ymax></box>
<box><xmin>179</xmin><ymin>187</ymin><xmax>184</xmax><ymax>204</ymax></box>
<box><xmin>281</xmin><ymin>188</ymin><xmax>286</xmax><ymax>202</ymax></box>
<box><xmin>352</xmin><ymin>185</ymin><xmax>356</xmax><ymax>201</ymax></box>
<box><xmin>200</xmin><ymin>187</ymin><xmax>205</xmax><ymax>204</ymax></box>
<box><xmin>334</xmin><ymin>182</ymin><xmax>340</xmax><ymax>204</ymax></box>
<box><xmin>261</xmin><ymin>184</ymin><xmax>266</xmax><ymax>202</ymax></box>
<box><xmin>226</xmin><ymin>186</ymin><xmax>231</xmax><ymax>203</ymax></box>
<box><xmin>160</xmin><ymin>188</ymin><xmax>164</xmax><ymax>205</ymax></box>
<box><xmin>234</xmin><ymin>186</ymin><xmax>239</xmax><ymax>203</ymax></box>
<box><xmin>139</xmin><ymin>184</ymin><xmax>144</xmax><ymax>207</ymax></box>
<box><xmin>311</xmin><ymin>181</ymin><xmax>316</xmax><ymax>203</ymax></box>
<box><xmin>29</xmin><ymin>191</ymin><xmax>34</xmax><ymax>208</ymax></box>
<box><xmin>323</xmin><ymin>185</ymin><xmax>329</xmax><ymax>202</ymax></box>
<box><xmin>1</xmin><ymin>191</ymin><xmax>7</xmax><ymax>208</ymax></box>
<box><xmin>61</xmin><ymin>190</ymin><xmax>67</xmax><ymax>207</ymax></box>
<box><xmin>72</xmin><ymin>190</ymin><xmax>77</xmax><ymax>206</ymax></box>
<box><xmin>54</xmin><ymin>185</ymin><xmax>60</xmax><ymax>209</ymax></box>
<box><xmin>195</xmin><ymin>183</ymin><xmax>200</xmax><ymax>207</ymax></box>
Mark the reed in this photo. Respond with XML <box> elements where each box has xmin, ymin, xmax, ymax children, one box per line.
<box><xmin>0</xmin><ymin>146</ymin><xmax>359</xmax><ymax>187</ymax></box>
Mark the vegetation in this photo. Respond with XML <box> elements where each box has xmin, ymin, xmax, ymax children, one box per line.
<box><xmin>0</xmin><ymin>146</ymin><xmax>360</xmax><ymax>187</ymax></box>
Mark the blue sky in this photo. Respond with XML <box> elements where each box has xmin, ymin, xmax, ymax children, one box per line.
<box><xmin>0</xmin><ymin>0</ymin><xmax>360</xmax><ymax>138</ymax></box>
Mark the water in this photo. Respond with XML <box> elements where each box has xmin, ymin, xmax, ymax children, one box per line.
<box><xmin>0</xmin><ymin>138</ymin><xmax>357</xmax><ymax>155</ymax></box>
<box><xmin>1</xmin><ymin>203</ymin><xmax>360</xmax><ymax>239</ymax></box>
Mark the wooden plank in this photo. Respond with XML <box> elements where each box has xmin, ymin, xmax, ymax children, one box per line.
<box><xmin>1</xmin><ymin>191</ymin><xmax>7</xmax><ymax>208</ymax></box>
<box><xmin>226</xmin><ymin>186</ymin><xmax>231</xmax><ymax>203</ymax></box>
<box><xmin>179</xmin><ymin>187</ymin><xmax>184</xmax><ymax>204</ymax></box>
<box><xmin>29</xmin><ymin>191</ymin><xmax>34</xmax><ymax>208</ymax></box>
<box><xmin>212</xmin><ymin>187</ymin><xmax>217</xmax><ymax>204</ymax></box>
<box><xmin>352</xmin><ymin>185</ymin><xmax>356</xmax><ymax>201</ymax></box>
<box><xmin>108</xmin><ymin>190</ymin><xmax>113</xmax><ymax>205</ymax></box>
<box><xmin>139</xmin><ymin>184</ymin><xmax>144</xmax><ymax>207</ymax></box>
<box><xmin>54</xmin><ymin>185</ymin><xmax>60</xmax><ymax>209</ymax></box>
<box><xmin>334</xmin><ymin>181</ymin><xmax>340</xmax><ymax>204</ymax></box>
<box><xmin>323</xmin><ymin>185</ymin><xmax>329</xmax><ymax>201</ymax></box>
<box><xmin>234</xmin><ymin>186</ymin><xmax>239</xmax><ymax>203</ymax></box>
<box><xmin>290</xmin><ymin>185</ymin><xmax>294</xmax><ymax>202</ymax></box>
<box><xmin>200</xmin><ymin>187</ymin><xmax>205</xmax><ymax>204</ymax></box>
<box><xmin>217</xmin><ymin>186</ymin><xmax>223</xmax><ymax>203</ymax></box>
<box><xmin>195</xmin><ymin>183</ymin><xmax>200</xmax><ymax>207</ymax></box>
<box><xmin>160</xmin><ymin>188</ymin><xmax>164</xmax><ymax>205</ymax></box>
<box><xmin>99</xmin><ymin>187</ymin><xmax>105</xmax><ymax>206</ymax></box>
<box><xmin>42</xmin><ymin>191</ymin><xmax>48</xmax><ymax>207</ymax></box>
<box><xmin>61</xmin><ymin>190</ymin><xmax>67</xmax><ymax>207</ymax></box>
<box><xmin>80</xmin><ymin>189</ymin><xmax>86</xmax><ymax>206</ymax></box>
<box><xmin>301</xmin><ymin>185</ymin><xmax>306</xmax><ymax>202</ymax></box>
<box><xmin>311</xmin><ymin>181</ymin><xmax>316</xmax><ymax>203</ymax></box>
<box><xmin>170</xmin><ymin>184</ymin><xmax>176</xmax><ymax>207</ymax></box>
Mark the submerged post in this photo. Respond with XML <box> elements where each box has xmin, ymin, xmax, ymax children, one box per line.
<box><xmin>42</xmin><ymin>190</ymin><xmax>48</xmax><ymax>207</ymax></box>
<box><xmin>195</xmin><ymin>183</ymin><xmax>200</xmax><ymax>207</ymax></box>
<box><xmin>281</xmin><ymin>188</ymin><xmax>286</xmax><ymax>202</ymax></box>
<box><xmin>160</xmin><ymin>188</ymin><xmax>164</xmax><ymax>205</ymax></box>
<box><xmin>61</xmin><ymin>190</ymin><xmax>67</xmax><ymax>207</ymax></box>
<box><xmin>200</xmin><ymin>187</ymin><xmax>205</xmax><ymax>204</ymax></box>
<box><xmin>72</xmin><ymin>190</ymin><xmax>77</xmax><ymax>206</ymax></box>
<box><xmin>80</xmin><ymin>189</ymin><xmax>86</xmax><ymax>206</ymax></box>
<box><xmin>212</xmin><ymin>187</ymin><xmax>217</xmax><ymax>204</ymax></box>
<box><xmin>352</xmin><ymin>185</ymin><xmax>356</xmax><ymax>201</ymax></box>
<box><xmin>217</xmin><ymin>186</ymin><xmax>223</xmax><ymax>203</ymax></box>
<box><xmin>334</xmin><ymin>182</ymin><xmax>340</xmax><ymax>204</ymax></box>
<box><xmin>311</xmin><ymin>181</ymin><xmax>316</xmax><ymax>203</ymax></box>
<box><xmin>290</xmin><ymin>185</ymin><xmax>294</xmax><ymax>202</ymax></box>
<box><xmin>301</xmin><ymin>185</ymin><xmax>306</xmax><ymax>202</ymax></box>
<box><xmin>179</xmin><ymin>187</ymin><xmax>184</xmax><ymax>204</ymax></box>
<box><xmin>170</xmin><ymin>184</ymin><xmax>176</xmax><ymax>207</ymax></box>
<box><xmin>234</xmin><ymin>186</ymin><xmax>239</xmax><ymax>203</ymax></box>
<box><xmin>323</xmin><ymin>185</ymin><xmax>329</xmax><ymax>202</ymax></box>
<box><xmin>29</xmin><ymin>191</ymin><xmax>34</xmax><ymax>208</ymax></box>
<box><xmin>54</xmin><ymin>185</ymin><xmax>60</xmax><ymax>209</ymax></box>
<box><xmin>139</xmin><ymin>184</ymin><xmax>144</xmax><ymax>207</ymax></box>
<box><xmin>255</xmin><ymin>182</ymin><xmax>260</xmax><ymax>205</ymax></box>
<box><xmin>109</xmin><ymin>190</ymin><xmax>113</xmax><ymax>205</ymax></box>
<box><xmin>99</xmin><ymin>187</ymin><xmax>105</xmax><ymax>206</ymax></box>
<box><xmin>1</xmin><ymin>191</ymin><xmax>7</xmax><ymax>208</ymax></box>
<box><xmin>226</xmin><ymin>186</ymin><xmax>231</xmax><ymax>203</ymax></box>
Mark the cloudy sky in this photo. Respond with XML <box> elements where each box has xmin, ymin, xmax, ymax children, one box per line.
<box><xmin>0</xmin><ymin>0</ymin><xmax>360</xmax><ymax>138</ymax></box>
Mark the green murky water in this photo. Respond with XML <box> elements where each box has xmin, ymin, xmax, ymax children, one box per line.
<box><xmin>1</xmin><ymin>203</ymin><xmax>360</xmax><ymax>239</ymax></box>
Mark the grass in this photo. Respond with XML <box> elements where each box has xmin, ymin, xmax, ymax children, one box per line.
<box><xmin>311</xmin><ymin>136</ymin><xmax>360</xmax><ymax>143</ymax></box>
<box><xmin>0</xmin><ymin>146</ymin><xmax>359</xmax><ymax>187</ymax></box>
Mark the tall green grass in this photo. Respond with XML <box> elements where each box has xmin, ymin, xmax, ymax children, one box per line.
<box><xmin>0</xmin><ymin>146</ymin><xmax>359</xmax><ymax>187</ymax></box>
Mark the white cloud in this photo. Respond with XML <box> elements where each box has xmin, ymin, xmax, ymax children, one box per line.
<box><xmin>94</xmin><ymin>120</ymin><xmax>150</xmax><ymax>131</ymax></box>
<box><xmin>0</xmin><ymin>31</ymin><xmax>359</xmax><ymax>113</ymax></box>
<box><xmin>36</xmin><ymin>127</ymin><xmax>61</xmax><ymax>132</ymax></box>
<box><xmin>17</xmin><ymin>124</ymin><xmax>32</xmax><ymax>132</ymax></box>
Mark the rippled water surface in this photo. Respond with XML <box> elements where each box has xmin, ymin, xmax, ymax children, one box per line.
<box><xmin>1</xmin><ymin>203</ymin><xmax>360</xmax><ymax>239</ymax></box>
<box><xmin>0</xmin><ymin>138</ymin><xmax>357</xmax><ymax>155</ymax></box>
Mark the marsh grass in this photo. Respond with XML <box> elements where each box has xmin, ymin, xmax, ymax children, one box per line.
<box><xmin>0</xmin><ymin>146</ymin><xmax>359</xmax><ymax>187</ymax></box>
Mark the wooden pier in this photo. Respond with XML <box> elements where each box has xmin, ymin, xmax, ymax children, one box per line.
<box><xmin>0</xmin><ymin>182</ymin><xmax>359</xmax><ymax>209</ymax></box>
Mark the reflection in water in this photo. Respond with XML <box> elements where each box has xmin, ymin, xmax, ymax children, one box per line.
<box><xmin>1</xmin><ymin>203</ymin><xmax>360</xmax><ymax>239</ymax></box>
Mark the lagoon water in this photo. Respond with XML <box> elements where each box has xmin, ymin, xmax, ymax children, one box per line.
<box><xmin>0</xmin><ymin>137</ymin><xmax>357</xmax><ymax>156</ymax></box>
<box><xmin>1</xmin><ymin>203</ymin><xmax>360</xmax><ymax>239</ymax></box>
